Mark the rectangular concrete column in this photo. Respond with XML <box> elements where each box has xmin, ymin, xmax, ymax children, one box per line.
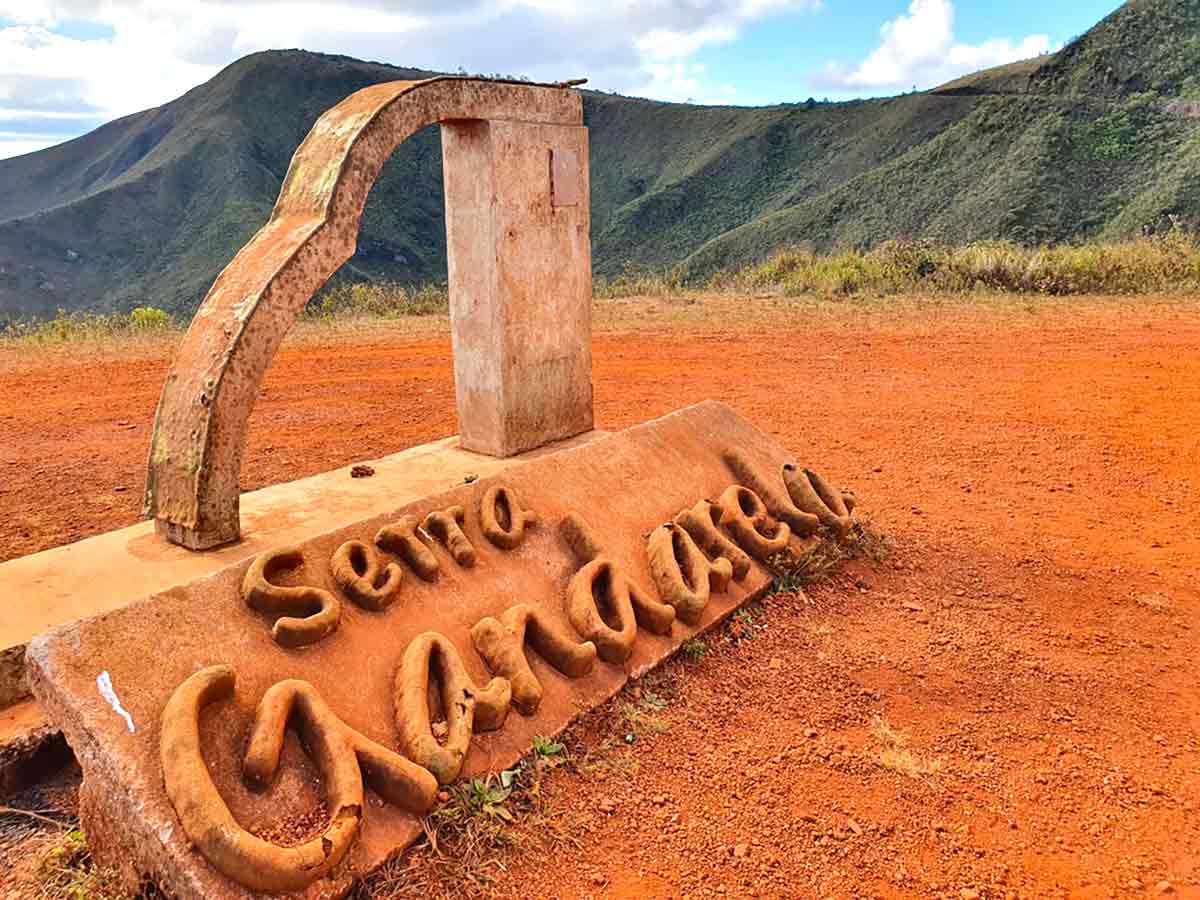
<box><xmin>441</xmin><ymin>117</ymin><xmax>593</xmax><ymax>457</ymax></box>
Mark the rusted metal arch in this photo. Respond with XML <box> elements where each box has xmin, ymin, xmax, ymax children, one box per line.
<box><xmin>143</xmin><ymin>77</ymin><xmax>583</xmax><ymax>550</ymax></box>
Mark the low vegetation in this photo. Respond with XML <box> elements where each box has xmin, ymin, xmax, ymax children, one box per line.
<box><xmin>30</xmin><ymin>827</ymin><xmax>132</xmax><ymax>900</ymax></box>
<box><xmin>0</xmin><ymin>306</ymin><xmax>176</xmax><ymax>344</ymax></box>
<box><xmin>723</xmin><ymin>233</ymin><xmax>1200</xmax><ymax>298</ymax></box>
<box><xmin>300</xmin><ymin>281</ymin><xmax>449</xmax><ymax>320</ymax></box>
<box><xmin>6</xmin><ymin>234</ymin><xmax>1198</xmax><ymax>346</ymax></box>
<box><xmin>354</xmin><ymin>748</ymin><xmax>578</xmax><ymax>899</ymax></box>
<box><xmin>870</xmin><ymin>716</ymin><xmax>943</xmax><ymax>781</ymax></box>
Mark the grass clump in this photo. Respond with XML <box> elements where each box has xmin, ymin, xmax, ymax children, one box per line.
<box><xmin>768</xmin><ymin>515</ymin><xmax>892</xmax><ymax>595</ymax></box>
<box><xmin>355</xmin><ymin>749</ymin><xmax>577</xmax><ymax>899</ymax></box>
<box><xmin>33</xmin><ymin>828</ymin><xmax>132</xmax><ymax>900</ymax></box>
<box><xmin>870</xmin><ymin>716</ymin><xmax>942</xmax><ymax>781</ymax></box>
<box><xmin>680</xmin><ymin>637</ymin><xmax>710</xmax><ymax>662</ymax></box>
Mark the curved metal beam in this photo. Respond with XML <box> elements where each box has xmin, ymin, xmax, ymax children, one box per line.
<box><xmin>143</xmin><ymin>77</ymin><xmax>582</xmax><ymax>549</ymax></box>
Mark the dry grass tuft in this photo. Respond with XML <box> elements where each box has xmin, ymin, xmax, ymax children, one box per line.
<box><xmin>28</xmin><ymin>828</ymin><xmax>134</xmax><ymax>900</ymax></box>
<box><xmin>870</xmin><ymin>716</ymin><xmax>942</xmax><ymax>781</ymax></box>
<box><xmin>1135</xmin><ymin>591</ymin><xmax>1171</xmax><ymax>610</ymax></box>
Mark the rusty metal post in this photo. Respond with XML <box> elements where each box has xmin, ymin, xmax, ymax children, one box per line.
<box><xmin>143</xmin><ymin>78</ymin><xmax>590</xmax><ymax>550</ymax></box>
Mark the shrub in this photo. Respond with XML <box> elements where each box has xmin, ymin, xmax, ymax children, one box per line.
<box><xmin>129</xmin><ymin>306</ymin><xmax>172</xmax><ymax>330</ymax></box>
<box><xmin>302</xmin><ymin>281</ymin><xmax>449</xmax><ymax>319</ymax></box>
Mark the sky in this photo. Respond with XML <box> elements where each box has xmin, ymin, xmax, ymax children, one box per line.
<box><xmin>0</xmin><ymin>0</ymin><xmax>1125</xmax><ymax>161</ymax></box>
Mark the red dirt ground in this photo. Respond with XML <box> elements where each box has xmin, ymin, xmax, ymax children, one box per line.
<box><xmin>1</xmin><ymin>297</ymin><xmax>1198</xmax><ymax>898</ymax></box>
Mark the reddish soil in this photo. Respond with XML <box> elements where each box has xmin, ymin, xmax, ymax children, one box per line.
<box><xmin>1</xmin><ymin>297</ymin><xmax>1198</xmax><ymax>898</ymax></box>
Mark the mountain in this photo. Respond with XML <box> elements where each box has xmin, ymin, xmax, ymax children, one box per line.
<box><xmin>2</xmin><ymin>0</ymin><xmax>1199</xmax><ymax>319</ymax></box>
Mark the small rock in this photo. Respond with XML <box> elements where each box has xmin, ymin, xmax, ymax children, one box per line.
<box><xmin>804</xmin><ymin>727</ymin><xmax>819</xmax><ymax>739</ymax></box>
<box><xmin>961</xmin><ymin>890</ymin><xmax>980</xmax><ymax>900</ymax></box>
<box><xmin>597</xmin><ymin>798</ymin><xmax>616</xmax><ymax>814</ymax></box>
<box><xmin>733</xmin><ymin>843</ymin><xmax>750</xmax><ymax>858</ymax></box>
<box><xmin>350</xmin><ymin>464</ymin><xmax>375</xmax><ymax>478</ymax></box>
<box><xmin>431</xmin><ymin>720</ymin><xmax>448</xmax><ymax>739</ymax></box>
<box><xmin>114</xmin><ymin>486</ymin><xmax>128</xmax><ymax>493</ymax></box>
<box><xmin>1157</xmin><ymin>881</ymin><xmax>1174</xmax><ymax>894</ymax></box>
<box><xmin>769</xmin><ymin>657</ymin><xmax>783</xmax><ymax>670</ymax></box>
<box><xmin>902</xmin><ymin>601</ymin><xmax>925</xmax><ymax>612</ymax></box>
<box><xmin>847</xmin><ymin>818</ymin><xmax>863</xmax><ymax>835</ymax></box>
<box><xmin>436</xmin><ymin>791</ymin><xmax>450</xmax><ymax>803</ymax></box>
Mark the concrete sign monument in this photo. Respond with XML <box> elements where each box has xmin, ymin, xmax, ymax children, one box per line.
<box><xmin>16</xmin><ymin>77</ymin><xmax>859</xmax><ymax>898</ymax></box>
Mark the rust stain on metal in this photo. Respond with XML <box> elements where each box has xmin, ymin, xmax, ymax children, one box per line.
<box><xmin>143</xmin><ymin>78</ymin><xmax>583</xmax><ymax>549</ymax></box>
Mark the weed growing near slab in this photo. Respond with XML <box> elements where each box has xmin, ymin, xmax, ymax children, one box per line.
<box><xmin>680</xmin><ymin>637</ymin><xmax>710</xmax><ymax>662</ymax></box>
<box><xmin>531</xmin><ymin>734</ymin><xmax>565</xmax><ymax>759</ymax></box>
<box><xmin>32</xmin><ymin>827</ymin><xmax>133</xmax><ymax>900</ymax></box>
<box><xmin>769</xmin><ymin>516</ymin><xmax>893</xmax><ymax>595</ymax></box>
<box><xmin>728</xmin><ymin>605</ymin><xmax>767</xmax><ymax>645</ymax></box>
<box><xmin>355</xmin><ymin>750</ymin><xmax>579</xmax><ymax>900</ymax></box>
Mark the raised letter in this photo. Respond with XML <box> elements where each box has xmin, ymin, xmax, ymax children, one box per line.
<box><xmin>395</xmin><ymin>632</ymin><xmax>512</xmax><ymax>784</ymax></box>
<box><xmin>716</xmin><ymin>486</ymin><xmax>792</xmax><ymax>560</ymax></box>
<box><xmin>479</xmin><ymin>485</ymin><xmax>539</xmax><ymax>550</ymax></box>
<box><xmin>560</xmin><ymin>512</ymin><xmax>675</xmax><ymax>655</ymax></box>
<box><xmin>422</xmin><ymin>505</ymin><xmax>477</xmax><ymax>568</ymax></box>
<box><xmin>471</xmin><ymin>604</ymin><xmax>596</xmax><ymax>714</ymax></box>
<box><xmin>782</xmin><ymin>464</ymin><xmax>855</xmax><ymax>536</ymax></box>
<box><xmin>646</xmin><ymin>522</ymin><xmax>733</xmax><ymax>625</ymax></box>
<box><xmin>242</xmin><ymin>546</ymin><xmax>340</xmax><ymax>647</ymax></box>
<box><xmin>376</xmin><ymin>515</ymin><xmax>440</xmax><ymax>581</ymax></box>
<box><xmin>331</xmin><ymin>540</ymin><xmax>404</xmax><ymax>610</ymax></box>
<box><xmin>161</xmin><ymin>666</ymin><xmax>434</xmax><ymax>893</ymax></box>
<box><xmin>723</xmin><ymin>448</ymin><xmax>820</xmax><ymax>536</ymax></box>
<box><xmin>675</xmin><ymin>499</ymin><xmax>754</xmax><ymax>581</ymax></box>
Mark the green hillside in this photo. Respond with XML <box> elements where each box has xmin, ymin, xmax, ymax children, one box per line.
<box><xmin>1</xmin><ymin>0</ymin><xmax>1198</xmax><ymax>319</ymax></box>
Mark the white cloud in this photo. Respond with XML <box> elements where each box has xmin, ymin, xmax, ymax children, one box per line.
<box><xmin>0</xmin><ymin>0</ymin><xmax>818</xmax><ymax>159</ymax></box>
<box><xmin>815</xmin><ymin>0</ymin><xmax>1050</xmax><ymax>92</ymax></box>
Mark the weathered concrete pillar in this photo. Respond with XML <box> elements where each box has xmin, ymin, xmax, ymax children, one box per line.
<box><xmin>442</xmin><ymin>119</ymin><xmax>593</xmax><ymax>457</ymax></box>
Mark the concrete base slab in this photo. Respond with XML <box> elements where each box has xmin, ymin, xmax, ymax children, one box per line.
<box><xmin>27</xmin><ymin>402</ymin><xmax>809</xmax><ymax>898</ymax></box>
<box><xmin>0</xmin><ymin>430</ymin><xmax>603</xmax><ymax>708</ymax></box>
